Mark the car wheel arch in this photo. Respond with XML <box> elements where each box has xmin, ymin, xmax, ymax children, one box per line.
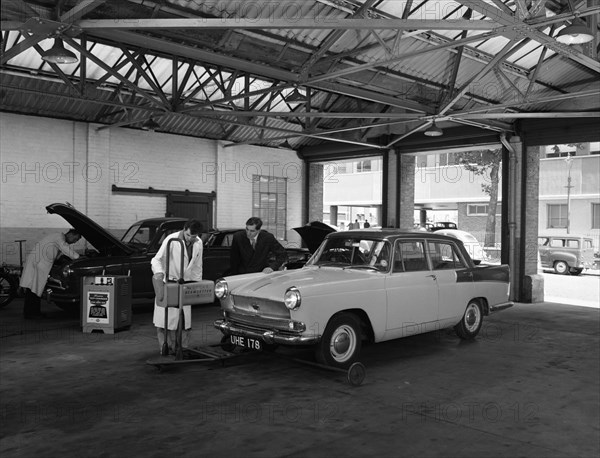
<box><xmin>331</xmin><ymin>308</ymin><xmax>374</xmax><ymax>343</ymax></box>
<box><xmin>470</xmin><ymin>297</ymin><xmax>490</xmax><ymax>316</ymax></box>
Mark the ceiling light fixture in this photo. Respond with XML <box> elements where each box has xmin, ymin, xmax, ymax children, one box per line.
<box><xmin>285</xmin><ymin>87</ymin><xmax>307</xmax><ymax>104</ymax></box>
<box><xmin>424</xmin><ymin>120</ymin><xmax>443</xmax><ymax>137</ymax></box>
<box><xmin>41</xmin><ymin>37</ymin><xmax>78</xmax><ymax>64</ymax></box>
<box><xmin>556</xmin><ymin>17</ymin><xmax>594</xmax><ymax>44</ymax></box>
<box><xmin>142</xmin><ymin>118</ymin><xmax>160</xmax><ymax>131</ymax></box>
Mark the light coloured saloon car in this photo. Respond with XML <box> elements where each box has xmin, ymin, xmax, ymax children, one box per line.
<box><xmin>214</xmin><ymin>230</ymin><xmax>513</xmax><ymax>368</ymax></box>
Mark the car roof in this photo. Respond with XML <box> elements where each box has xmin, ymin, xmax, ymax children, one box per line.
<box><xmin>327</xmin><ymin>228</ymin><xmax>457</xmax><ymax>242</ymax></box>
<box><xmin>539</xmin><ymin>234</ymin><xmax>593</xmax><ymax>240</ymax></box>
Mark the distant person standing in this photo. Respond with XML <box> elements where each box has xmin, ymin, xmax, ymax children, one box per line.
<box><xmin>229</xmin><ymin>217</ymin><xmax>286</xmax><ymax>274</ymax></box>
<box><xmin>364</xmin><ymin>220</ymin><xmax>370</xmax><ymax>228</ymax></box>
<box><xmin>19</xmin><ymin>229</ymin><xmax>81</xmax><ymax>319</ymax></box>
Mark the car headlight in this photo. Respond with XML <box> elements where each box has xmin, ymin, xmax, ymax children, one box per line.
<box><xmin>61</xmin><ymin>265</ymin><xmax>74</xmax><ymax>278</ymax></box>
<box><xmin>215</xmin><ymin>279</ymin><xmax>228</xmax><ymax>299</ymax></box>
<box><xmin>284</xmin><ymin>286</ymin><xmax>301</xmax><ymax>310</ymax></box>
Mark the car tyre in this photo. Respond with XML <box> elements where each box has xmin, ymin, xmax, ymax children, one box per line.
<box><xmin>0</xmin><ymin>273</ymin><xmax>17</xmax><ymax>308</ymax></box>
<box><xmin>455</xmin><ymin>300</ymin><xmax>483</xmax><ymax>340</ymax></box>
<box><xmin>554</xmin><ymin>260</ymin><xmax>570</xmax><ymax>275</ymax></box>
<box><xmin>220</xmin><ymin>335</ymin><xmax>236</xmax><ymax>353</ymax></box>
<box><xmin>315</xmin><ymin>313</ymin><xmax>362</xmax><ymax>368</ymax></box>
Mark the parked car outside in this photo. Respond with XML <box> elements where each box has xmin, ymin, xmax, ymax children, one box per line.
<box><xmin>428</xmin><ymin>222</ymin><xmax>458</xmax><ymax>231</ymax></box>
<box><xmin>43</xmin><ymin>203</ymin><xmax>312</xmax><ymax>313</ymax></box>
<box><xmin>538</xmin><ymin>234</ymin><xmax>595</xmax><ymax>275</ymax></box>
<box><xmin>434</xmin><ymin>229</ymin><xmax>488</xmax><ymax>263</ymax></box>
<box><xmin>214</xmin><ymin>229</ymin><xmax>513</xmax><ymax>368</ymax></box>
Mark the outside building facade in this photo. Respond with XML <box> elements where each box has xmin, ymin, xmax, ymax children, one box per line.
<box><xmin>323</xmin><ymin>143</ymin><xmax>600</xmax><ymax>251</ymax></box>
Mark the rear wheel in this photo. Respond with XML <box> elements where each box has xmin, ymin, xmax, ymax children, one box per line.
<box><xmin>455</xmin><ymin>300</ymin><xmax>483</xmax><ymax>340</ymax></box>
<box><xmin>554</xmin><ymin>260</ymin><xmax>570</xmax><ymax>275</ymax></box>
<box><xmin>0</xmin><ymin>273</ymin><xmax>17</xmax><ymax>308</ymax></box>
<box><xmin>315</xmin><ymin>313</ymin><xmax>362</xmax><ymax>368</ymax></box>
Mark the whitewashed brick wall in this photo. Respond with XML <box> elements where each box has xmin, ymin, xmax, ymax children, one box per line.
<box><xmin>215</xmin><ymin>142</ymin><xmax>304</xmax><ymax>248</ymax></box>
<box><xmin>0</xmin><ymin>113</ymin><xmax>304</xmax><ymax>263</ymax></box>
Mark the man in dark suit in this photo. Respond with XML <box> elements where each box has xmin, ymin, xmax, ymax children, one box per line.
<box><xmin>229</xmin><ymin>217</ymin><xmax>287</xmax><ymax>275</ymax></box>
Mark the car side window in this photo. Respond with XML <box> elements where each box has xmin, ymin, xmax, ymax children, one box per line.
<box><xmin>157</xmin><ymin>228</ymin><xmax>180</xmax><ymax>246</ymax></box>
<box><xmin>427</xmin><ymin>241</ymin><xmax>466</xmax><ymax>270</ymax></box>
<box><xmin>550</xmin><ymin>238</ymin><xmax>564</xmax><ymax>248</ymax></box>
<box><xmin>538</xmin><ymin>237</ymin><xmax>549</xmax><ymax>246</ymax></box>
<box><xmin>393</xmin><ymin>240</ymin><xmax>428</xmax><ymax>272</ymax></box>
<box><xmin>222</xmin><ymin>233</ymin><xmax>234</xmax><ymax>247</ymax></box>
<box><xmin>566</xmin><ymin>239</ymin><xmax>579</xmax><ymax>248</ymax></box>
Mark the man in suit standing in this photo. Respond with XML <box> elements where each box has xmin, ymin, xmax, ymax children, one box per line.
<box><xmin>229</xmin><ymin>217</ymin><xmax>286</xmax><ymax>274</ymax></box>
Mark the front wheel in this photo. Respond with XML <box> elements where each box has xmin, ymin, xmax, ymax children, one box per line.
<box><xmin>554</xmin><ymin>260</ymin><xmax>570</xmax><ymax>275</ymax></box>
<box><xmin>455</xmin><ymin>300</ymin><xmax>483</xmax><ymax>340</ymax></box>
<box><xmin>315</xmin><ymin>313</ymin><xmax>362</xmax><ymax>368</ymax></box>
<box><xmin>0</xmin><ymin>273</ymin><xmax>17</xmax><ymax>308</ymax></box>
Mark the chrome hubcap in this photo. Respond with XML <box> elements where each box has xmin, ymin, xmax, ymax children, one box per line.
<box><xmin>330</xmin><ymin>325</ymin><xmax>356</xmax><ymax>362</ymax></box>
<box><xmin>465</xmin><ymin>304</ymin><xmax>480</xmax><ymax>331</ymax></box>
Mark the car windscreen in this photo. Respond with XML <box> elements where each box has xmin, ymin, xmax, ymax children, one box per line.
<box><xmin>121</xmin><ymin>223</ymin><xmax>159</xmax><ymax>248</ymax></box>
<box><xmin>308</xmin><ymin>237</ymin><xmax>391</xmax><ymax>271</ymax></box>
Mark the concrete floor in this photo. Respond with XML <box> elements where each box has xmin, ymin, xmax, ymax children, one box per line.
<box><xmin>1</xmin><ymin>297</ymin><xmax>598</xmax><ymax>458</ymax></box>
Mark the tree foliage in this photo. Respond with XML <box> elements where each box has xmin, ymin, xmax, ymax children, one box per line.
<box><xmin>457</xmin><ymin>149</ymin><xmax>501</xmax><ymax>247</ymax></box>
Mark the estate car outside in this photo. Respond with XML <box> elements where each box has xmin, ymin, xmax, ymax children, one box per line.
<box><xmin>214</xmin><ymin>229</ymin><xmax>513</xmax><ymax>368</ymax></box>
<box><xmin>538</xmin><ymin>234</ymin><xmax>595</xmax><ymax>275</ymax></box>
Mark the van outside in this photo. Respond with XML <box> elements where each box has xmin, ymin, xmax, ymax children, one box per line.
<box><xmin>538</xmin><ymin>235</ymin><xmax>595</xmax><ymax>275</ymax></box>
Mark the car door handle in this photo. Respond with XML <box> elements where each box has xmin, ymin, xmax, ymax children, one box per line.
<box><xmin>427</xmin><ymin>274</ymin><xmax>437</xmax><ymax>281</ymax></box>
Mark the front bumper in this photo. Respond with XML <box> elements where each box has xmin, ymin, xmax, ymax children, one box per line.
<box><xmin>214</xmin><ymin>319</ymin><xmax>320</xmax><ymax>345</ymax></box>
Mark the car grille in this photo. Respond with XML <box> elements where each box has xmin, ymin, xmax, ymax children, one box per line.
<box><xmin>46</xmin><ymin>276</ymin><xmax>65</xmax><ymax>290</ymax></box>
<box><xmin>231</xmin><ymin>295</ymin><xmax>290</xmax><ymax>318</ymax></box>
<box><xmin>226</xmin><ymin>309</ymin><xmax>295</xmax><ymax>333</ymax></box>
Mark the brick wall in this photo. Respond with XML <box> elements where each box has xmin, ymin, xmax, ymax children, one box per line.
<box><xmin>213</xmin><ymin>142</ymin><xmax>303</xmax><ymax>247</ymax></box>
<box><xmin>1</xmin><ymin>113</ymin><xmax>303</xmax><ymax>263</ymax></box>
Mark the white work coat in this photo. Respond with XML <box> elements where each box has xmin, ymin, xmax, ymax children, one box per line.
<box><xmin>19</xmin><ymin>233</ymin><xmax>80</xmax><ymax>297</ymax></box>
<box><xmin>151</xmin><ymin>231</ymin><xmax>203</xmax><ymax>330</ymax></box>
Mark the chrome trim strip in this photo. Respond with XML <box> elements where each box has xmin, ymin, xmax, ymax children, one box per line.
<box><xmin>489</xmin><ymin>301</ymin><xmax>513</xmax><ymax>312</ymax></box>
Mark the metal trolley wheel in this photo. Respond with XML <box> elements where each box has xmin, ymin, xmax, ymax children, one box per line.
<box><xmin>346</xmin><ymin>362</ymin><xmax>367</xmax><ymax>386</ymax></box>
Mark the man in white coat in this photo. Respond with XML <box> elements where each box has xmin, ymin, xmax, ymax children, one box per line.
<box><xmin>19</xmin><ymin>229</ymin><xmax>81</xmax><ymax>319</ymax></box>
<box><xmin>151</xmin><ymin>219</ymin><xmax>203</xmax><ymax>354</ymax></box>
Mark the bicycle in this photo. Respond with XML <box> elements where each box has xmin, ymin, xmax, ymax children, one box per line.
<box><xmin>0</xmin><ymin>240</ymin><xmax>26</xmax><ymax>308</ymax></box>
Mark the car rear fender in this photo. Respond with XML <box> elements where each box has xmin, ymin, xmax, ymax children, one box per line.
<box><xmin>549</xmin><ymin>251</ymin><xmax>577</xmax><ymax>264</ymax></box>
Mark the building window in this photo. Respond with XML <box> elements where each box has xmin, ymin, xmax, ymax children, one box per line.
<box><xmin>252</xmin><ymin>176</ymin><xmax>287</xmax><ymax>239</ymax></box>
<box><xmin>356</xmin><ymin>160</ymin><xmax>372</xmax><ymax>173</ymax></box>
<box><xmin>467</xmin><ymin>204</ymin><xmax>489</xmax><ymax>216</ymax></box>
<box><xmin>593</xmin><ymin>203</ymin><xmax>600</xmax><ymax>229</ymax></box>
<box><xmin>547</xmin><ymin>204</ymin><xmax>567</xmax><ymax>228</ymax></box>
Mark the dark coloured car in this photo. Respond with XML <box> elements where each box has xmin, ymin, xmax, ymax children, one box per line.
<box><xmin>43</xmin><ymin>203</ymin><xmax>313</xmax><ymax>313</ymax></box>
<box><xmin>428</xmin><ymin>222</ymin><xmax>458</xmax><ymax>231</ymax></box>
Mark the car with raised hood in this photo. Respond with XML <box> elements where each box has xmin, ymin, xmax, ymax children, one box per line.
<box><xmin>214</xmin><ymin>229</ymin><xmax>513</xmax><ymax>368</ymax></box>
<box><xmin>43</xmin><ymin>203</ymin><xmax>317</xmax><ymax>312</ymax></box>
